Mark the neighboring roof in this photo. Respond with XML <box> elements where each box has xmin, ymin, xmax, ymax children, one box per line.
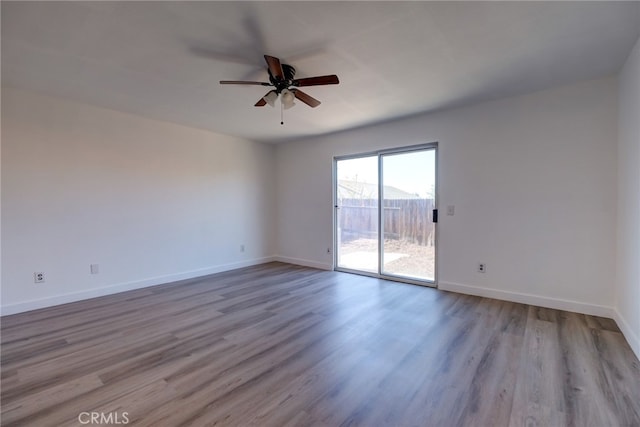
<box><xmin>338</xmin><ymin>180</ymin><xmax>420</xmax><ymax>200</ymax></box>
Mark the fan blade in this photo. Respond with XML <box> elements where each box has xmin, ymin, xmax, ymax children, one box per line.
<box><xmin>292</xmin><ymin>75</ymin><xmax>339</xmax><ymax>87</ymax></box>
<box><xmin>255</xmin><ymin>97</ymin><xmax>267</xmax><ymax>107</ymax></box>
<box><xmin>264</xmin><ymin>55</ymin><xmax>284</xmax><ymax>80</ymax></box>
<box><xmin>220</xmin><ymin>80</ymin><xmax>271</xmax><ymax>86</ymax></box>
<box><xmin>292</xmin><ymin>89</ymin><xmax>321</xmax><ymax>108</ymax></box>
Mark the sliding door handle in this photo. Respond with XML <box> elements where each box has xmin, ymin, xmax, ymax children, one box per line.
<box><xmin>432</xmin><ymin>209</ymin><xmax>438</xmax><ymax>223</ymax></box>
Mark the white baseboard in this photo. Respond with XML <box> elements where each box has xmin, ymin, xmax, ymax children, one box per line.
<box><xmin>274</xmin><ymin>255</ymin><xmax>332</xmax><ymax>271</ymax></box>
<box><xmin>438</xmin><ymin>281</ymin><xmax>614</xmax><ymax>318</ymax></box>
<box><xmin>612</xmin><ymin>308</ymin><xmax>640</xmax><ymax>361</ymax></box>
<box><xmin>1</xmin><ymin>256</ymin><xmax>276</xmax><ymax>316</ymax></box>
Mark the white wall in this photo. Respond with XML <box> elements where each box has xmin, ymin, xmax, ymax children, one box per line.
<box><xmin>1</xmin><ymin>87</ymin><xmax>275</xmax><ymax>314</ymax></box>
<box><xmin>616</xmin><ymin>37</ymin><xmax>640</xmax><ymax>358</ymax></box>
<box><xmin>276</xmin><ymin>77</ymin><xmax>618</xmax><ymax>316</ymax></box>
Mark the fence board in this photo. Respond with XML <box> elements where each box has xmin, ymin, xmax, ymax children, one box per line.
<box><xmin>338</xmin><ymin>198</ymin><xmax>434</xmax><ymax>246</ymax></box>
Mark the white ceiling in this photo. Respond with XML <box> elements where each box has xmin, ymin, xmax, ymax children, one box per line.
<box><xmin>2</xmin><ymin>1</ymin><xmax>639</xmax><ymax>143</ymax></box>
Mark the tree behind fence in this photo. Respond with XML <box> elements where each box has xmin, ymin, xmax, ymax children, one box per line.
<box><xmin>338</xmin><ymin>198</ymin><xmax>435</xmax><ymax>246</ymax></box>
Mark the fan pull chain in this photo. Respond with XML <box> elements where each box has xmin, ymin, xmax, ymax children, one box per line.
<box><xmin>280</xmin><ymin>101</ymin><xmax>284</xmax><ymax>125</ymax></box>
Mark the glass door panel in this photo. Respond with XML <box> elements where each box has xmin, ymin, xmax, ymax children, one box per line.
<box><xmin>381</xmin><ymin>149</ymin><xmax>436</xmax><ymax>281</ymax></box>
<box><xmin>336</xmin><ymin>156</ymin><xmax>379</xmax><ymax>273</ymax></box>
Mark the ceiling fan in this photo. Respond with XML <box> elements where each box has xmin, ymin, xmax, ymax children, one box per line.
<box><xmin>220</xmin><ymin>55</ymin><xmax>339</xmax><ymax>110</ymax></box>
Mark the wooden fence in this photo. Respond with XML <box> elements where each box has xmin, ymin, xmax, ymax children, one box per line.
<box><xmin>338</xmin><ymin>198</ymin><xmax>435</xmax><ymax>246</ymax></box>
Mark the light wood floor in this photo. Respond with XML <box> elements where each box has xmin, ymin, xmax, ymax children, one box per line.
<box><xmin>1</xmin><ymin>262</ymin><xmax>639</xmax><ymax>426</ymax></box>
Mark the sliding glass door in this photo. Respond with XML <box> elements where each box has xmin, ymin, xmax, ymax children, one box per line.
<box><xmin>381</xmin><ymin>149</ymin><xmax>436</xmax><ymax>281</ymax></box>
<box><xmin>335</xmin><ymin>155</ymin><xmax>379</xmax><ymax>274</ymax></box>
<box><xmin>335</xmin><ymin>144</ymin><xmax>437</xmax><ymax>285</ymax></box>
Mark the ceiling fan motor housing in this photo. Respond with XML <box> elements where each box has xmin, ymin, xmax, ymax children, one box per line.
<box><xmin>269</xmin><ymin>64</ymin><xmax>296</xmax><ymax>93</ymax></box>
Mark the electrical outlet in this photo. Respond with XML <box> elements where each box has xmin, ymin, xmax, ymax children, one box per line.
<box><xmin>34</xmin><ymin>272</ymin><xmax>45</xmax><ymax>283</ymax></box>
<box><xmin>90</xmin><ymin>264</ymin><xmax>99</xmax><ymax>274</ymax></box>
<box><xmin>447</xmin><ymin>205</ymin><xmax>455</xmax><ymax>216</ymax></box>
<box><xmin>478</xmin><ymin>263</ymin><xmax>486</xmax><ymax>273</ymax></box>
<box><xmin>240</xmin><ymin>244</ymin><xmax>245</xmax><ymax>253</ymax></box>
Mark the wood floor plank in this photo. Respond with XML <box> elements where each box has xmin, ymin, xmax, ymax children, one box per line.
<box><xmin>1</xmin><ymin>374</ymin><xmax>104</xmax><ymax>425</ymax></box>
<box><xmin>509</xmin><ymin>308</ymin><xmax>568</xmax><ymax>427</ymax></box>
<box><xmin>1</xmin><ymin>262</ymin><xmax>638</xmax><ymax>426</ymax></box>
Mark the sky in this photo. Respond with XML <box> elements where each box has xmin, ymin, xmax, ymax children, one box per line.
<box><xmin>337</xmin><ymin>149</ymin><xmax>436</xmax><ymax>198</ymax></box>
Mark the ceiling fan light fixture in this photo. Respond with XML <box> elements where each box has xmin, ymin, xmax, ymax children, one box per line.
<box><xmin>281</xmin><ymin>89</ymin><xmax>295</xmax><ymax>109</ymax></box>
<box><xmin>263</xmin><ymin>90</ymin><xmax>278</xmax><ymax>107</ymax></box>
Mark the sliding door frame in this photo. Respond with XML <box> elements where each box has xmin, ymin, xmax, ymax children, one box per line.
<box><xmin>333</xmin><ymin>142</ymin><xmax>439</xmax><ymax>288</ymax></box>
